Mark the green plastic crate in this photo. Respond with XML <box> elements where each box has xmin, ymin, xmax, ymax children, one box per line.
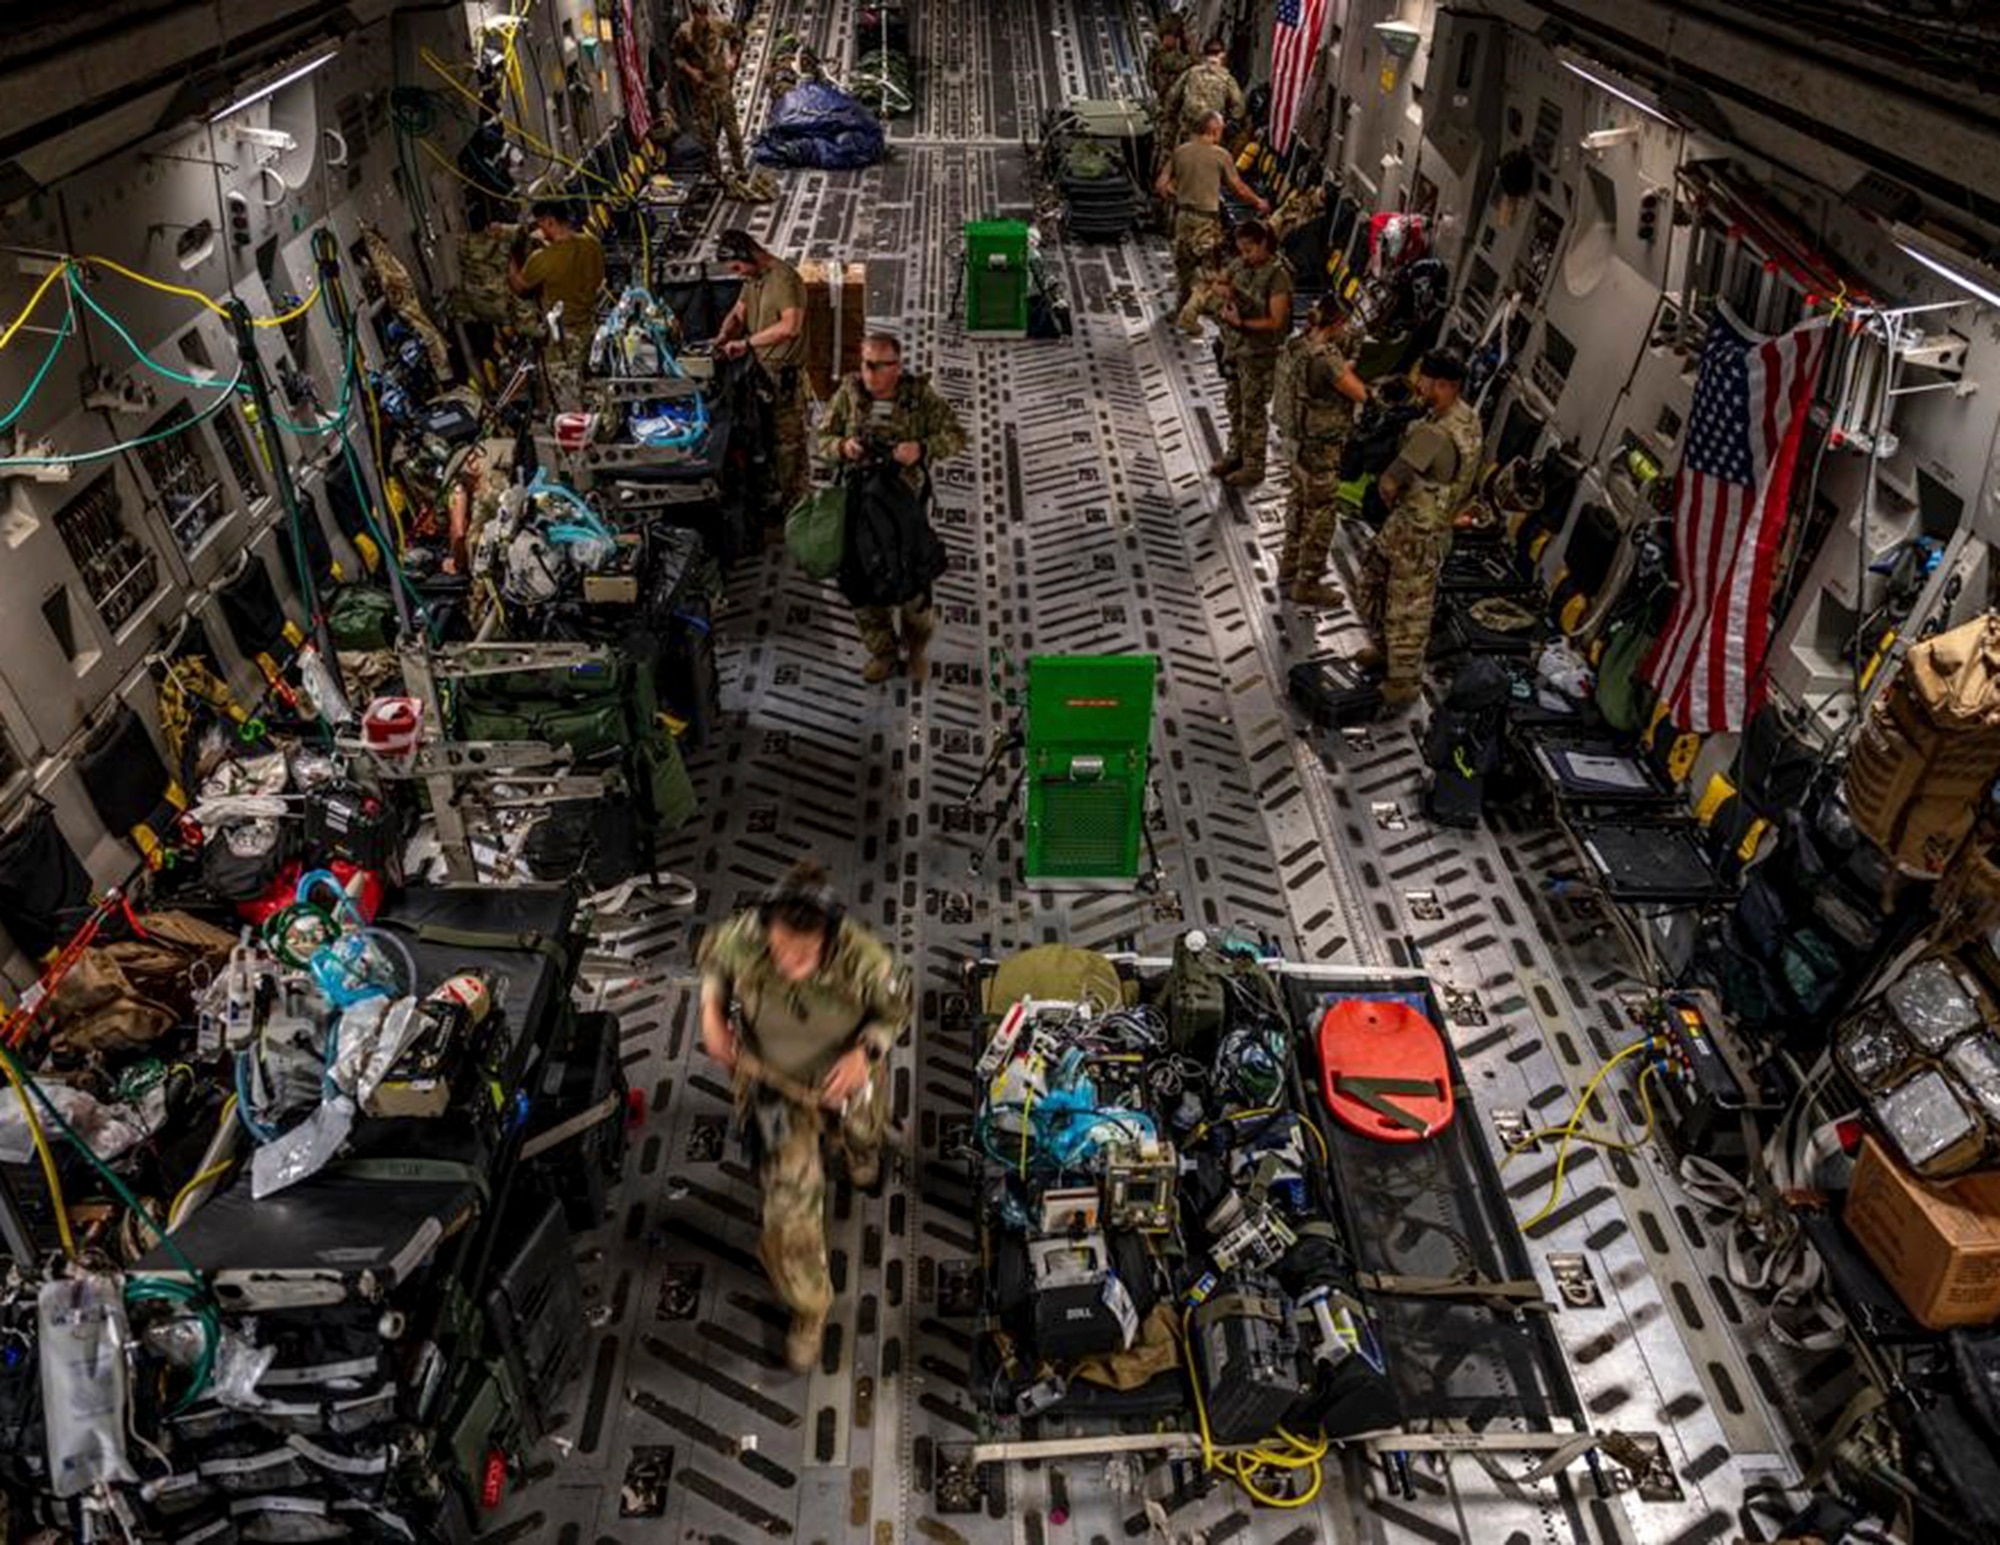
<box><xmin>1023</xmin><ymin>654</ymin><xmax>1158</xmax><ymax>882</ymax></box>
<box><xmin>965</xmin><ymin>219</ymin><xmax>1030</xmax><ymax>336</ymax></box>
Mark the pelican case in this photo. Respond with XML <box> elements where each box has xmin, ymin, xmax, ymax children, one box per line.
<box><xmin>1188</xmin><ymin>1279</ymin><xmax>1303</xmax><ymax>1444</ymax></box>
<box><xmin>1287</xmin><ymin>654</ymin><xmax>1384</xmax><ymax>728</ymax></box>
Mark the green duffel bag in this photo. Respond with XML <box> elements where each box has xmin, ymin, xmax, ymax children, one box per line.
<box><xmin>635</xmin><ymin>731</ymin><xmax>698</xmax><ymax>833</ymax></box>
<box><xmin>457</xmin><ymin>663</ymin><xmax>633</xmax><ymax>760</ymax></box>
<box><xmin>785</xmin><ymin>484</ymin><xmax>847</xmax><ymax>581</ymax></box>
<box><xmin>326</xmin><ymin>586</ymin><xmax>399</xmax><ymax>652</ymax></box>
<box><xmin>459</xmin><ymin>696</ymin><xmax>626</xmax><ymax>758</ymax></box>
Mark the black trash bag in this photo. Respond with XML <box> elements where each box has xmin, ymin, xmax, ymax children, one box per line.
<box><xmin>217</xmin><ymin>556</ymin><xmax>293</xmax><ymax>657</ymax></box>
<box><xmin>837</xmin><ymin>466</ymin><xmax>946</xmax><ymax>608</ymax></box>
<box><xmin>321</xmin><ymin>442</ymin><xmax>375</xmax><ymax>547</ymax></box>
<box><xmin>0</xmin><ymin>803</ymin><xmax>92</xmax><ymax>956</ymax></box>
<box><xmin>755</xmin><ymin>82</ymin><xmax>886</xmax><ymax>170</ymax></box>
<box><xmin>275</xmin><ymin>493</ymin><xmax>336</xmax><ymax>593</ymax></box>
<box><xmin>78</xmin><ymin>705</ymin><xmax>173</xmax><ymax>837</ymax></box>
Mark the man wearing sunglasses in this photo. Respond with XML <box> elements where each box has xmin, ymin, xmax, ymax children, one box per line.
<box><xmin>817</xmin><ymin>334</ymin><xmax>966</xmax><ymax>683</ymax></box>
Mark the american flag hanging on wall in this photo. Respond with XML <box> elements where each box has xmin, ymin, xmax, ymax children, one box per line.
<box><xmin>616</xmin><ymin>0</ymin><xmax>654</xmax><ymax>144</ymax></box>
<box><xmin>1269</xmin><ymin>0</ymin><xmax>1331</xmax><ymax>153</ymax></box>
<box><xmin>1643</xmin><ymin>304</ymin><xmax>1830</xmax><ymax>733</ymax></box>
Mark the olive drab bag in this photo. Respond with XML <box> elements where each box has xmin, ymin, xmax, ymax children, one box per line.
<box><xmin>785</xmin><ymin>484</ymin><xmax>847</xmax><ymax>581</ymax></box>
<box><xmin>455</xmin><ymin>661</ymin><xmax>643</xmax><ymax>760</ymax></box>
<box><xmin>447</xmin><ymin>230</ymin><xmax>546</xmax><ymax>334</ymax></box>
<box><xmin>326</xmin><ymin>586</ymin><xmax>400</xmax><ymax>653</ymax></box>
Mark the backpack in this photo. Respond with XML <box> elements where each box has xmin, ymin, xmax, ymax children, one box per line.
<box><xmin>1422</xmin><ymin>658</ymin><xmax>1513</xmax><ymax>828</ymax></box>
<box><xmin>1594</xmin><ymin>614</ymin><xmax>1655</xmax><ymax>734</ymax></box>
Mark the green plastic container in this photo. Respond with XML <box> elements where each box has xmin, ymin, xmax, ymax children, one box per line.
<box><xmin>964</xmin><ymin>219</ymin><xmax>1030</xmax><ymax>337</ymax></box>
<box><xmin>1023</xmin><ymin>654</ymin><xmax>1158</xmax><ymax>882</ymax></box>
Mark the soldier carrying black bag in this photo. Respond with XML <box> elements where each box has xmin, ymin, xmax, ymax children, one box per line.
<box><xmin>817</xmin><ymin>332</ymin><xmax>967</xmax><ymax>685</ymax></box>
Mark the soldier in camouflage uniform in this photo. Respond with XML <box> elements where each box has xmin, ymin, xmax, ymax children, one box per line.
<box><xmin>1276</xmin><ymin>297</ymin><xmax>1370</xmax><ymax>606</ymax></box>
<box><xmin>1147</xmin><ymin>16</ymin><xmax>1194</xmax><ymax>103</ymax></box>
<box><xmin>1161</xmin><ymin>36</ymin><xmax>1246</xmax><ymax>145</ymax></box>
<box><xmin>1215</xmin><ymin>220</ymin><xmax>1293</xmax><ymax>488</ymax></box>
<box><xmin>818</xmin><ymin>333</ymin><xmax>968</xmax><ymax>683</ymax></box>
<box><xmin>699</xmin><ymin>864</ymin><xmax>911</xmax><ymax>1373</ymax></box>
<box><xmin>1356</xmin><ymin>349</ymin><xmax>1485</xmax><ymax>704</ymax></box>
<box><xmin>673</xmin><ymin>0</ymin><xmax>746</xmax><ymax>183</ymax></box>
<box><xmin>1146</xmin><ymin>17</ymin><xmax>1194</xmax><ymax>196</ymax></box>
<box><xmin>1155</xmin><ymin>111</ymin><xmax>1268</xmax><ymax>313</ymax></box>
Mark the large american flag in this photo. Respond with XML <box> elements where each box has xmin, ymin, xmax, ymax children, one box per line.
<box><xmin>1270</xmin><ymin>0</ymin><xmax>1331</xmax><ymax>153</ymax></box>
<box><xmin>1644</xmin><ymin>305</ymin><xmax>1829</xmax><ymax>732</ymax></box>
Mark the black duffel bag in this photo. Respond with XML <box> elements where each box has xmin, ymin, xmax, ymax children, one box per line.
<box><xmin>837</xmin><ymin>461</ymin><xmax>947</xmax><ymax>609</ymax></box>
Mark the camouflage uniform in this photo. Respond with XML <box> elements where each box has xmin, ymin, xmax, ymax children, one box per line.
<box><xmin>1162</xmin><ymin>59</ymin><xmax>1246</xmax><ymax>144</ymax></box>
<box><xmin>1171</xmin><ymin>208</ymin><xmax>1224</xmax><ymax>316</ymax></box>
<box><xmin>362</xmin><ymin>226</ymin><xmax>451</xmax><ymax>377</ymax></box>
<box><xmin>1147</xmin><ymin>39</ymin><xmax>1194</xmax><ymax>183</ymax></box>
<box><xmin>446</xmin><ymin>230</ymin><xmax>547</xmax><ymax>334</ymax></box>
<box><xmin>697</xmin><ymin>911</ymin><xmax>912</xmax><ymax>1335</ymax></box>
<box><xmin>1358</xmin><ymin>396</ymin><xmax>1484</xmax><ymax>692</ymax></box>
<box><xmin>1277</xmin><ymin>333</ymin><xmax>1358</xmax><ymax>592</ymax></box>
<box><xmin>543</xmin><ymin>329</ymin><xmax>594</xmax><ymax>413</ymax></box>
<box><xmin>1219</xmin><ymin>252</ymin><xmax>1293</xmax><ymax>479</ymax></box>
<box><xmin>673</xmin><ymin>16</ymin><xmax>746</xmax><ymax>180</ymax></box>
<box><xmin>818</xmin><ymin>371</ymin><xmax>967</xmax><ymax>665</ymax></box>
<box><xmin>1147</xmin><ymin>38</ymin><xmax>1194</xmax><ymax>104</ymax></box>
<box><xmin>1177</xmin><ymin>269</ymin><xmax>1233</xmax><ymax>334</ymax></box>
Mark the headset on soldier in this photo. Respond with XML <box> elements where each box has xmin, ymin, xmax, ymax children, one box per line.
<box><xmin>758</xmin><ymin>869</ymin><xmax>846</xmax><ymax>955</ymax></box>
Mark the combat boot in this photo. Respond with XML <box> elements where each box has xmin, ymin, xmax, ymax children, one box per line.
<box><xmin>1350</xmin><ymin>642</ymin><xmax>1384</xmax><ymax>671</ymax></box>
<box><xmin>1210</xmin><ymin>451</ymin><xmax>1242</xmax><ymax>478</ymax></box>
<box><xmin>1223</xmin><ymin>465</ymin><xmax>1265</xmax><ymax>489</ymax></box>
<box><xmin>786</xmin><ymin>1313</ymin><xmax>827</xmax><ymax>1374</ymax></box>
<box><xmin>1289</xmin><ymin>580</ymin><xmax>1345</xmax><ymax>608</ymax></box>
<box><xmin>904</xmin><ymin>609</ymin><xmax>935</xmax><ymax>682</ymax></box>
<box><xmin>861</xmin><ymin>655</ymin><xmax>901</xmax><ymax>684</ymax></box>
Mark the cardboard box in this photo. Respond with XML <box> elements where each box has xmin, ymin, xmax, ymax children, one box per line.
<box><xmin>799</xmin><ymin>259</ymin><xmax>866</xmax><ymax>402</ymax></box>
<box><xmin>1845</xmin><ymin>1134</ymin><xmax>2000</xmax><ymax>1329</ymax></box>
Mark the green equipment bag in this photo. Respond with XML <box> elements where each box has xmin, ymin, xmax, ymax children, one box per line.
<box><xmin>1595</xmin><ymin>616</ymin><xmax>1656</xmax><ymax>734</ymax></box>
<box><xmin>636</xmin><ymin>732</ymin><xmax>698</xmax><ymax>833</ymax></box>
<box><xmin>456</xmin><ymin>662</ymin><xmax>641</xmax><ymax>761</ymax></box>
<box><xmin>786</xmin><ymin>485</ymin><xmax>847</xmax><ymax>581</ymax></box>
<box><xmin>326</xmin><ymin>586</ymin><xmax>399</xmax><ymax>653</ymax></box>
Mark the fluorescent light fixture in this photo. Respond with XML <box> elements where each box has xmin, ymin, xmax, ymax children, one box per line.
<box><xmin>1581</xmin><ymin>125</ymin><xmax>1641</xmax><ymax>152</ymax></box>
<box><xmin>208</xmin><ymin>47</ymin><xmax>340</xmax><ymax>122</ymax></box>
<box><xmin>1559</xmin><ymin>57</ymin><xmax>1675</xmax><ymax>126</ymax></box>
<box><xmin>1374</xmin><ymin>20</ymin><xmax>1424</xmax><ymax>60</ymax></box>
<box><xmin>1894</xmin><ymin>239</ymin><xmax>2000</xmax><ymax>311</ymax></box>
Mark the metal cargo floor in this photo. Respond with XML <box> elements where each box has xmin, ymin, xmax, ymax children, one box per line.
<box><xmin>488</xmin><ymin>2</ymin><xmax>1853</xmax><ymax>1540</ymax></box>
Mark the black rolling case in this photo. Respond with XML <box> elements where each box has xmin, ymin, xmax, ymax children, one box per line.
<box><xmin>525</xmin><ymin>1008</ymin><xmax>629</xmax><ymax>1232</ymax></box>
<box><xmin>483</xmin><ymin>1195</ymin><xmax>586</xmax><ymax>1436</ymax></box>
